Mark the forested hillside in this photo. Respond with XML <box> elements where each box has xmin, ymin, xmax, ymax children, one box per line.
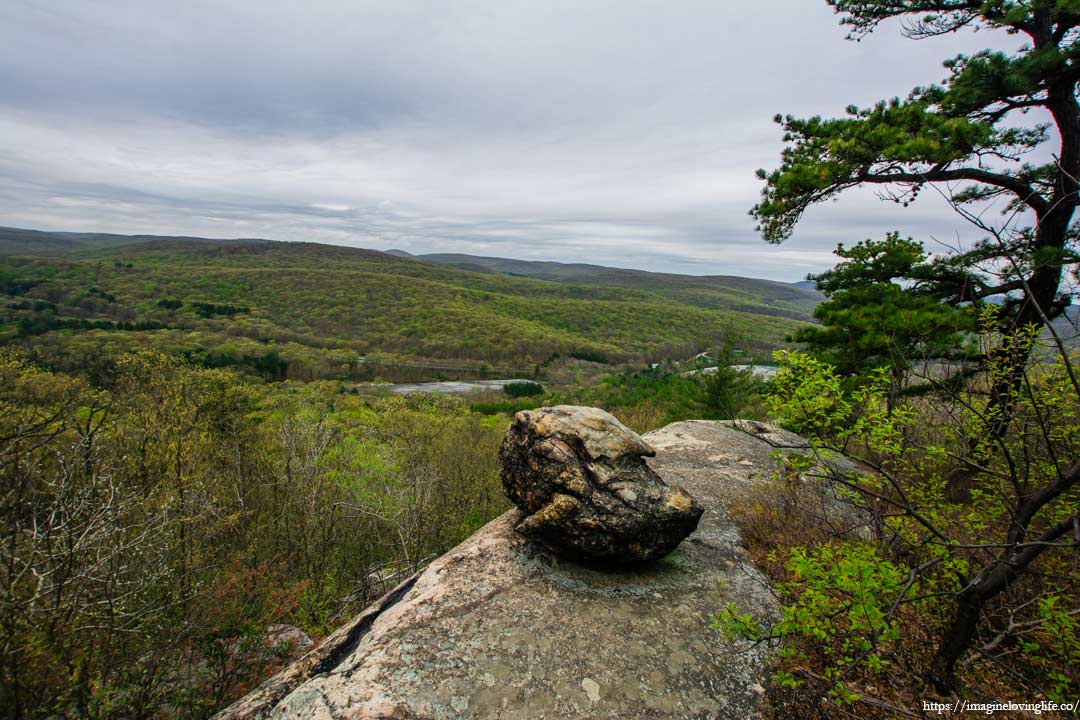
<box><xmin>0</xmin><ymin>227</ymin><xmax>813</xmax><ymax>381</ymax></box>
<box><xmin>412</xmin><ymin>252</ymin><xmax>820</xmax><ymax>320</ymax></box>
<box><xmin>0</xmin><ymin>351</ymin><xmax>511</xmax><ymax>717</ymax></box>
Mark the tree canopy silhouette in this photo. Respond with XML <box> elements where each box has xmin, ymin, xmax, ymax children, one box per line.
<box><xmin>753</xmin><ymin>2</ymin><xmax>1079</xmax><ymax>402</ymax></box>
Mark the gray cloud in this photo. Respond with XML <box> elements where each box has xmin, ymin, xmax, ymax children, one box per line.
<box><xmin>0</xmin><ymin>0</ymin><xmax>1021</xmax><ymax>280</ymax></box>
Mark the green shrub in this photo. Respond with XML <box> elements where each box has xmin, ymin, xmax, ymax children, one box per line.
<box><xmin>0</xmin><ymin>351</ymin><xmax>511</xmax><ymax>718</ymax></box>
<box><xmin>569</xmin><ymin>349</ymin><xmax>609</xmax><ymax>363</ymax></box>
<box><xmin>718</xmin><ymin>347</ymin><xmax>1080</xmax><ymax>712</ymax></box>
<box><xmin>471</xmin><ymin>398</ymin><xmax>541</xmax><ymax>415</ymax></box>
<box><xmin>503</xmin><ymin>381</ymin><xmax>544</xmax><ymax>397</ymax></box>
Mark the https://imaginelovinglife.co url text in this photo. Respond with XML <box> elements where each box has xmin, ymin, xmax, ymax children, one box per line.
<box><xmin>922</xmin><ymin>699</ymin><xmax>1077</xmax><ymax>715</ymax></box>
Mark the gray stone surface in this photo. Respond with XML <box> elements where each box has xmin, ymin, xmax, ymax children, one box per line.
<box><xmin>216</xmin><ymin>419</ymin><xmax>798</xmax><ymax>720</ymax></box>
<box><xmin>500</xmin><ymin>406</ymin><xmax>703</xmax><ymax>564</ymax></box>
<box><xmin>263</xmin><ymin>625</ymin><xmax>314</xmax><ymax>654</ymax></box>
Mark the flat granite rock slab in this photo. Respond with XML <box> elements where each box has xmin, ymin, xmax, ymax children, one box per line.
<box><xmin>218</xmin><ymin>421</ymin><xmax>790</xmax><ymax>720</ymax></box>
<box><xmin>646</xmin><ymin>421</ymin><xmax>799</xmax><ymax>504</ymax></box>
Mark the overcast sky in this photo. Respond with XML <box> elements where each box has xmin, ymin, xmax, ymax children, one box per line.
<box><xmin>0</xmin><ymin>1</ymin><xmax>1023</xmax><ymax>280</ymax></box>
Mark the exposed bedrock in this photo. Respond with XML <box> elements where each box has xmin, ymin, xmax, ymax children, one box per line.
<box><xmin>500</xmin><ymin>405</ymin><xmax>704</xmax><ymax>564</ymax></box>
<box><xmin>214</xmin><ymin>419</ymin><xmax>811</xmax><ymax>720</ymax></box>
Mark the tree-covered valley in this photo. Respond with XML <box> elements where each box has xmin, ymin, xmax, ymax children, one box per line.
<box><xmin>0</xmin><ymin>227</ymin><xmax>815</xmax><ymax>383</ymax></box>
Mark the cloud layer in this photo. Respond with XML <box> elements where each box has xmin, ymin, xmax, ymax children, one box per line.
<box><xmin>0</xmin><ymin>0</ymin><xmax>1019</xmax><ymax>280</ymax></box>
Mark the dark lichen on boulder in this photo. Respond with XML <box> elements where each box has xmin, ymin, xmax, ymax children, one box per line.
<box><xmin>499</xmin><ymin>405</ymin><xmax>704</xmax><ymax>564</ymax></box>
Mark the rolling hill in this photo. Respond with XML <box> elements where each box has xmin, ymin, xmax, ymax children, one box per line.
<box><xmin>413</xmin><ymin>252</ymin><xmax>820</xmax><ymax>321</ymax></box>
<box><xmin>0</xmin><ymin>227</ymin><xmax>816</xmax><ymax>381</ymax></box>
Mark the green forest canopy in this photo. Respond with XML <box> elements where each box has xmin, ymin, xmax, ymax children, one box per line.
<box><xmin>0</xmin><ymin>228</ymin><xmax>816</xmax><ymax>381</ymax></box>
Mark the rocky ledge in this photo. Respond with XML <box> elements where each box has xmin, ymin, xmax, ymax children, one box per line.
<box><xmin>215</xmin><ymin>419</ymin><xmax>810</xmax><ymax>720</ymax></box>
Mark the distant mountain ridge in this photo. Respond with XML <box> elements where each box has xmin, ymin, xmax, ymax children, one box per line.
<box><xmin>0</xmin><ymin>227</ymin><xmax>821</xmax><ymax>321</ymax></box>
<box><xmin>412</xmin><ymin>252</ymin><xmax>821</xmax><ymax>321</ymax></box>
<box><xmin>0</xmin><ymin>226</ymin><xmax>268</xmax><ymax>255</ymax></box>
<box><xmin>0</xmin><ymin>226</ymin><xmax>817</xmax><ymax>380</ymax></box>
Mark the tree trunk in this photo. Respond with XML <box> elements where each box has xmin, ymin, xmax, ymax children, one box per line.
<box><xmin>929</xmin><ymin>588</ymin><xmax>985</xmax><ymax>692</ymax></box>
<box><xmin>985</xmin><ymin>48</ymin><xmax>1079</xmax><ymax>439</ymax></box>
<box><xmin>928</xmin><ymin>511</ymin><xmax>1079</xmax><ymax>692</ymax></box>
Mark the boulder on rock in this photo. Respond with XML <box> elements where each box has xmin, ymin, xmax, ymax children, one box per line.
<box><xmin>499</xmin><ymin>405</ymin><xmax>703</xmax><ymax>564</ymax></box>
<box><xmin>214</xmin><ymin>420</ymin><xmax>793</xmax><ymax>720</ymax></box>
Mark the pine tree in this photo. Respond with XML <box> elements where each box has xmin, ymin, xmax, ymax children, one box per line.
<box><xmin>793</xmin><ymin>232</ymin><xmax>975</xmax><ymax>400</ymax></box>
<box><xmin>752</xmin><ymin>1</ymin><xmax>1080</xmax><ymax>429</ymax></box>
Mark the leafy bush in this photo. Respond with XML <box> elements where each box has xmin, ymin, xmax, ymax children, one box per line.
<box><xmin>191</xmin><ymin>301</ymin><xmax>249</xmax><ymax>318</ymax></box>
<box><xmin>717</xmin><ymin>346</ymin><xmax>1080</xmax><ymax>714</ymax></box>
<box><xmin>569</xmin><ymin>349</ymin><xmax>610</xmax><ymax>363</ymax></box>
<box><xmin>715</xmin><ymin>542</ymin><xmax>908</xmax><ymax>706</ymax></box>
<box><xmin>471</xmin><ymin>398</ymin><xmax>541</xmax><ymax>415</ymax></box>
<box><xmin>0</xmin><ymin>265</ymin><xmax>48</xmax><ymax>296</ymax></box>
<box><xmin>0</xmin><ymin>351</ymin><xmax>510</xmax><ymax>718</ymax></box>
<box><xmin>503</xmin><ymin>380</ymin><xmax>544</xmax><ymax>397</ymax></box>
<box><xmin>182</xmin><ymin>348</ymin><xmax>288</xmax><ymax>381</ymax></box>
<box><xmin>87</xmin><ymin>287</ymin><xmax>116</xmax><ymax>302</ymax></box>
